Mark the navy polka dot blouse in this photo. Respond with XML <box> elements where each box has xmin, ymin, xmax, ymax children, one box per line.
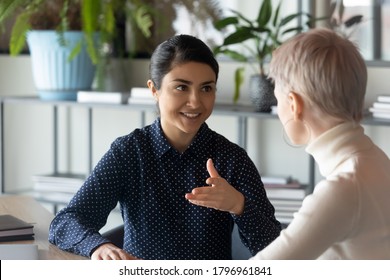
<box><xmin>48</xmin><ymin>118</ymin><xmax>281</xmax><ymax>259</ymax></box>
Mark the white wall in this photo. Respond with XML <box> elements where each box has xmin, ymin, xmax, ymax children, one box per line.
<box><xmin>1</xmin><ymin>55</ymin><xmax>390</xmax><ymax>197</ymax></box>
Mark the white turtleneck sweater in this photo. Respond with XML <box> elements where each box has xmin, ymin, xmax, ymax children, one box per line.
<box><xmin>252</xmin><ymin>122</ymin><xmax>390</xmax><ymax>259</ymax></box>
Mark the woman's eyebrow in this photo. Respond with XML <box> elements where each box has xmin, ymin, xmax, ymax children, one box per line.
<box><xmin>172</xmin><ymin>79</ymin><xmax>192</xmax><ymax>84</ymax></box>
<box><xmin>171</xmin><ymin>79</ymin><xmax>216</xmax><ymax>85</ymax></box>
<box><xmin>201</xmin><ymin>80</ymin><xmax>216</xmax><ymax>85</ymax></box>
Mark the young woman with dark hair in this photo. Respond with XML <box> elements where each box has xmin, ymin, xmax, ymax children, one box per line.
<box><xmin>49</xmin><ymin>34</ymin><xmax>281</xmax><ymax>260</ymax></box>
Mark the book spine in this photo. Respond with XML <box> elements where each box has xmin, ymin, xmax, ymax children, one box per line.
<box><xmin>130</xmin><ymin>88</ymin><xmax>153</xmax><ymax>98</ymax></box>
<box><xmin>373</xmin><ymin>102</ymin><xmax>390</xmax><ymax>109</ymax></box>
<box><xmin>77</xmin><ymin>91</ymin><xmax>129</xmax><ymax>104</ymax></box>
<box><xmin>261</xmin><ymin>176</ymin><xmax>292</xmax><ymax>185</ymax></box>
<box><xmin>372</xmin><ymin>112</ymin><xmax>390</xmax><ymax>119</ymax></box>
<box><xmin>377</xmin><ymin>95</ymin><xmax>390</xmax><ymax>103</ymax></box>
<box><xmin>264</xmin><ymin>182</ymin><xmax>301</xmax><ymax>189</ymax></box>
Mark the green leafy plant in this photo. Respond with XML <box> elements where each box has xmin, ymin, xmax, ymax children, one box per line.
<box><xmin>328</xmin><ymin>0</ymin><xmax>363</xmax><ymax>38</ymax></box>
<box><xmin>128</xmin><ymin>0</ymin><xmax>223</xmax><ymax>57</ymax></box>
<box><xmin>0</xmin><ymin>0</ymin><xmax>153</xmax><ymax>89</ymax></box>
<box><xmin>213</xmin><ymin>0</ymin><xmax>314</xmax><ymax>103</ymax></box>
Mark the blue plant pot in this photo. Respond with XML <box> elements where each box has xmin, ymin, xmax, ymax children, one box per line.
<box><xmin>27</xmin><ymin>31</ymin><xmax>96</xmax><ymax>101</ymax></box>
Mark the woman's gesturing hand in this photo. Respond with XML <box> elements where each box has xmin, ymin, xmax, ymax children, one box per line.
<box><xmin>185</xmin><ymin>158</ymin><xmax>245</xmax><ymax>215</ymax></box>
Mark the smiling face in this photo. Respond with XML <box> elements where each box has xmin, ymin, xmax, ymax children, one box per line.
<box><xmin>149</xmin><ymin>62</ymin><xmax>216</xmax><ymax>150</ymax></box>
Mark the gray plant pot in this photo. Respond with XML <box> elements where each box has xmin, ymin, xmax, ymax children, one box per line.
<box><xmin>249</xmin><ymin>74</ymin><xmax>276</xmax><ymax>112</ymax></box>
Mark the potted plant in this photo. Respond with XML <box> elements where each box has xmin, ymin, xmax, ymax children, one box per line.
<box><xmin>328</xmin><ymin>0</ymin><xmax>363</xmax><ymax>38</ymax></box>
<box><xmin>0</xmin><ymin>0</ymin><xmax>152</xmax><ymax>100</ymax></box>
<box><xmin>213</xmin><ymin>0</ymin><xmax>314</xmax><ymax>111</ymax></box>
<box><xmin>129</xmin><ymin>0</ymin><xmax>223</xmax><ymax>57</ymax></box>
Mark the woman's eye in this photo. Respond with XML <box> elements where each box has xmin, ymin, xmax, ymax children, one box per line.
<box><xmin>202</xmin><ymin>85</ymin><xmax>214</xmax><ymax>92</ymax></box>
<box><xmin>176</xmin><ymin>85</ymin><xmax>187</xmax><ymax>91</ymax></box>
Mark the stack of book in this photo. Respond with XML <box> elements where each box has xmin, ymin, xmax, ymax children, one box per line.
<box><xmin>77</xmin><ymin>91</ymin><xmax>130</xmax><ymax>104</ymax></box>
<box><xmin>128</xmin><ymin>87</ymin><xmax>155</xmax><ymax>105</ymax></box>
<box><xmin>369</xmin><ymin>95</ymin><xmax>390</xmax><ymax>119</ymax></box>
<box><xmin>262</xmin><ymin>176</ymin><xmax>308</xmax><ymax>225</ymax></box>
<box><xmin>0</xmin><ymin>214</ymin><xmax>34</xmax><ymax>242</ymax></box>
<box><xmin>31</xmin><ymin>172</ymin><xmax>86</xmax><ymax>204</ymax></box>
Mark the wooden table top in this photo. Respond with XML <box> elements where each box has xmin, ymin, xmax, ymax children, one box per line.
<box><xmin>0</xmin><ymin>195</ymin><xmax>87</xmax><ymax>260</ymax></box>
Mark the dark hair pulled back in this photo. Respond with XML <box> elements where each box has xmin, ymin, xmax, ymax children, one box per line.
<box><xmin>149</xmin><ymin>34</ymin><xmax>219</xmax><ymax>90</ymax></box>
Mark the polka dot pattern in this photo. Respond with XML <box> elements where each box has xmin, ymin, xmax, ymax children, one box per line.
<box><xmin>49</xmin><ymin>118</ymin><xmax>281</xmax><ymax>259</ymax></box>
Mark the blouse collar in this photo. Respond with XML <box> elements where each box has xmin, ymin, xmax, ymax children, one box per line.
<box><xmin>151</xmin><ymin>118</ymin><xmax>211</xmax><ymax>158</ymax></box>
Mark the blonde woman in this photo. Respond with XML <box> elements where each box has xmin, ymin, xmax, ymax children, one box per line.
<box><xmin>251</xmin><ymin>28</ymin><xmax>390</xmax><ymax>259</ymax></box>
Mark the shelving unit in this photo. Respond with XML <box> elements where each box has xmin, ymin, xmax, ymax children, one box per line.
<box><xmin>4</xmin><ymin>96</ymin><xmax>390</xmax><ymax>217</ymax></box>
<box><xmin>0</xmin><ymin>96</ymin><xmax>318</xmax><ymax>202</ymax></box>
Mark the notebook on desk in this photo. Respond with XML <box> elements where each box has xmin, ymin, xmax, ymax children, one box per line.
<box><xmin>0</xmin><ymin>214</ymin><xmax>34</xmax><ymax>242</ymax></box>
<box><xmin>0</xmin><ymin>244</ymin><xmax>39</xmax><ymax>260</ymax></box>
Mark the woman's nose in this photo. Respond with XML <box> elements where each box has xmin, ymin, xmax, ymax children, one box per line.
<box><xmin>187</xmin><ymin>90</ymin><xmax>201</xmax><ymax>107</ymax></box>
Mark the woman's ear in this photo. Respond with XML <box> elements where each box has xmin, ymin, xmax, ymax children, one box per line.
<box><xmin>288</xmin><ymin>92</ymin><xmax>304</xmax><ymax>120</ymax></box>
<box><xmin>147</xmin><ymin>80</ymin><xmax>158</xmax><ymax>100</ymax></box>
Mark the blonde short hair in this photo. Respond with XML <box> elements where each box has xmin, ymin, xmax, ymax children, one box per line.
<box><xmin>269</xmin><ymin>28</ymin><xmax>367</xmax><ymax>122</ymax></box>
